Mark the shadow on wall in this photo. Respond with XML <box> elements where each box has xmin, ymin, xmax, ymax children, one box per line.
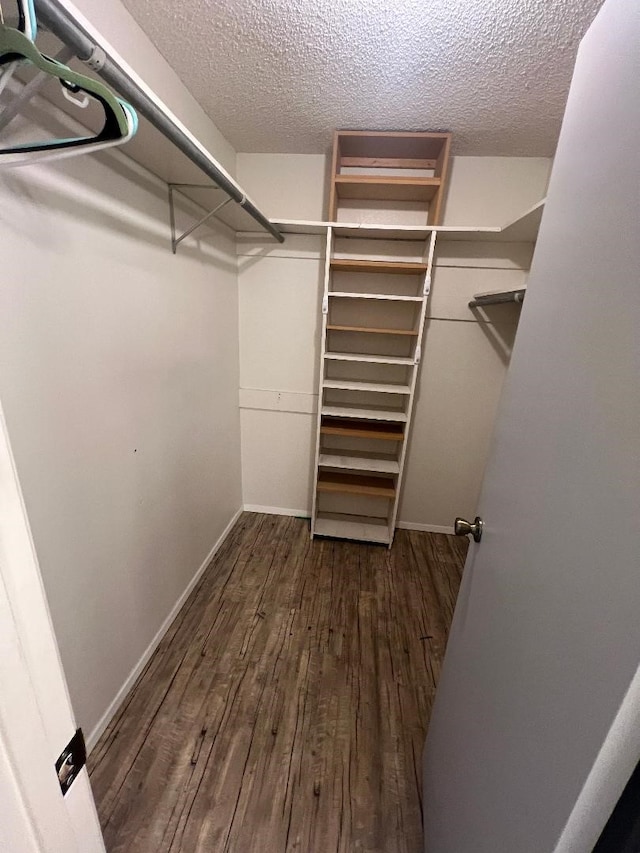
<box><xmin>470</xmin><ymin>306</ymin><xmax>520</xmax><ymax>365</ymax></box>
<box><xmin>0</xmin><ymin>99</ymin><xmax>237</xmax><ymax>268</ymax></box>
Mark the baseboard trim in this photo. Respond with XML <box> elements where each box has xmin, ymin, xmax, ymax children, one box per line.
<box><xmin>397</xmin><ymin>521</ymin><xmax>455</xmax><ymax>535</ymax></box>
<box><xmin>85</xmin><ymin>505</ymin><xmax>243</xmax><ymax>754</ymax></box>
<box><xmin>243</xmin><ymin>504</ymin><xmax>311</xmax><ymax>518</ymax></box>
<box><xmin>242</xmin><ymin>506</ymin><xmax>452</xmax><ymax>535</ymax></box>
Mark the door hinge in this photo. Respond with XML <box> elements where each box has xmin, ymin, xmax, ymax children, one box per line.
<box><xmin>322</xmin><ymin>294</ymin><xmax>328</xmax><ymax>314</ymax></box>
<box><xmin>55</xmin><ymin>728</ymin><xmax>86</xmax><ymax>796</ymax></box>
<box><xmin>415</xmin><ymin>344</ymin><xmax>422</xmax><ymax>364</ymax></box>
<box><xmin>423</xmin><ymin>274</ymin><xmax>431</xmax><ymax>296</ymax></box>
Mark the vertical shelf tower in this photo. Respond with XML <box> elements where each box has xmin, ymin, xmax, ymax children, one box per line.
<box><xmin>311</xmin><ymin>131</ymin><xmax>452</xmax><ymax>547</ymax></box>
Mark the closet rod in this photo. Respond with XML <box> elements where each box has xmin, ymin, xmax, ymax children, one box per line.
<box><xmin>469</xmin><ymin>288</ymin><xmax>526</xmax><ymax>308</ymax></box>
<box><xmin>35</xmin><ymin>0</ymin><xmax>284</xmax><ymax>244</ymax></box>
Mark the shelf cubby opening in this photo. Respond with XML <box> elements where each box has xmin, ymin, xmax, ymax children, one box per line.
<box><xmin>320</xmin><ymin>416</ymin><xmax>405</xmax><ymax>442</ymax></box>
<box><xmin>332</xmin><ymin>236</ymin><xmax>426</xmax><ymax>264</ymax></box>
<box><xmin>318</xmin><ymin>447</ymin><xmax>400</xmax><ymax>475</ymax></box>
<box><xmin>322</xmin><ymin>388</ymin><xmax>408</xmax><ymax>419</ymax></box>
<box><xmin>325</xmin><ymin>328</ymin><xmax>416</xmax><ymax>361</ymax></box>
<box><xmin>324</xmin><ymin>359</ymin><xmax>412</xmax><ymax>388</ymax></box>
<box><xmin>320</xmin><ymin>432</ymin><xmax>401</xmax><ymax>456</ymax></box>
<box><xmin>317</xmin><ymin>471</ymin><xmax>396</xmax><ymax>499</ymax></box>
<box><xmin>314</xmin><ymin>511</ymin><xmax>391</xmax><ymax>545</ymax></box>
<box><xmin>328</xmin><ymin>297</ymin><xmax>420</xmax><ymax>335</ymax></box>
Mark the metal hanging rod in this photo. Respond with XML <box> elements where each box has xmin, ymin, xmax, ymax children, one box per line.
<box><xmin>469</xmin><ymin>288</ymin><xmax>526</xmax><ymax>308</ymax></box>
<box><xmin>35</xmin><ymin>0</ymin><xmax>284</xmax><ymax>244</ymax></box>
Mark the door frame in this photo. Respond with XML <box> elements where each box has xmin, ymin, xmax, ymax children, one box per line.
<box><xmin>554</xmin><ymin>666</ymin><xmax>640</xmax><ymax>851</ymax></box>
<box><xmin>0</xmin><ymin>399</ymin><xmax>105</xmax><ymax>852</ymax></box>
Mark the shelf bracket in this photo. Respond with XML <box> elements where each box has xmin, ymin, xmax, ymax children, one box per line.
<box><xmin>168</xmin><ymin>183</ymin><xmax>233</xmax><ymax>253</ymax></box>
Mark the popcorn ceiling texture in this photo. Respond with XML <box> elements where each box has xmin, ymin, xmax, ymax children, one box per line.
<box><xmin>121</xmin><ymin>0</ymin><xmax>604</xmax><ymax>156</ymax></box>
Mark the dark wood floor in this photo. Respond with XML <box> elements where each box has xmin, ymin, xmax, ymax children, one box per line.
<box><xmin>89</xmin><ymin>512</ymin><xmax>466</xmax><ymax>853</ymax></box>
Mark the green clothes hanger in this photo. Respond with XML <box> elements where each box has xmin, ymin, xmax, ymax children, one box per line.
<box><xmin>0</xmin><ymin>21</ymin><xmax>138</xmax><ymax>165</ymax></box>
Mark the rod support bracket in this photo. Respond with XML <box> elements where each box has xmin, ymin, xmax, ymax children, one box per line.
<box><xmin>168</xmin><ymin>183</ymin><xmax>233</xmax><ymax>253</ymax></box>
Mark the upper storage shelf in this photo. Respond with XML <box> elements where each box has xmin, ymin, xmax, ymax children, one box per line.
<box><xmin>334</xmin><ymin>175</ymin><xmax>441</xmax><ymax>202</ymax></box>
<box><xmin>328</xmin><ymin>130</ymin><xmax>452</xmax><ymax>225</ymax></box>
<box><xmin>270</xmin><ymin>199</ymin><xmax>547</xmax><ymax>243</ymax></box>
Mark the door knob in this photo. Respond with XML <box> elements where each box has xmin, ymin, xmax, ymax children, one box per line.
<box><xmin>454</xmin><ymin>516</ymin><xmax>483</xmax><ymax>543</ymax></box>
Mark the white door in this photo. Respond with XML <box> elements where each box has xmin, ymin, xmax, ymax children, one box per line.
<box><xmin>0</xmin><ymin>401</ymin><xmax>105</xmax><ymax>852</ymax></box>
<box><xmin>423</xmin><ymin>1</ymin><xmax>640</xmax><ymax>851</ymax></box>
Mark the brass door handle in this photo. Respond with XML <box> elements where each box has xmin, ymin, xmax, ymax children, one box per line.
<box><xmin>454</xmin><ymin>516</ymin><xmax>483</xmax><ymax>543</ymax></box>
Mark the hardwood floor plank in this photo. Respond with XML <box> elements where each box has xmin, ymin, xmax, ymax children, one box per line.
<box><xmin>89</xmin><ymin>513</ymin><xmax>464</xmax><ymax>853</ymax></box>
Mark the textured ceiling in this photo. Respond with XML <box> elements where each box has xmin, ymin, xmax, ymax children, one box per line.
<box><xmin>121</xmin><ymin>0</ymin><xmax>604</xmax><ymax>156</ymax></box>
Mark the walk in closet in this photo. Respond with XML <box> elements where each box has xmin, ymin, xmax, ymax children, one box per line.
<box><xmin>3</xmin><ymin>0</ymin><xmax>622</xmax><ymax>851</ymax></box>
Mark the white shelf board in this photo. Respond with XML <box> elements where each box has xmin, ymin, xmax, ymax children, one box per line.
<box><xmin>268</xmin><ymin>219</ymin><xmax>329</xmax><ymax>235</ymax></box>
<box><xmin>321</xmin><ymin>405</ymin><xmax>408</xmax><ymax>422</ymax></box>
<box><xmin>323</xmin><ymin>379</ymin><xmax>411</xmax><ymax>395</ymax></box>
<box><xmin>319</xmin><ymin>453</ymin><xmax>400</xmax><ymax>474</ymax></box>
<box><xmin>271</xmin><ymin>219</ymin><xmax>433</xmax><ymax>240</ymax></box>
<box><xmin>329</xmin><ymin>292</ymin><xmax>423</xmax><ymax>302</ymax></box>
<box><xmin>498</xmin><ymin>200</ymin><xmax>546</xmax><ymax>242</ymax></box>
<box><xmin>435</xmin><ymin>200</ymin><xmax>546</xmax><ymax>243</ymax></box>
<box><xmin>314</xmin><ymin>513</ymin><xmax>390</xmax><ymax>545</ymax></box>
<box><xmin>269</xmin><ymin>200</ymin><xmax>546</xmax><ymax>243</ymax></box>
<box><xmin>324</xmin><ymin>352</ymin><xmax>416</xmax><ymax>366</ymax></box>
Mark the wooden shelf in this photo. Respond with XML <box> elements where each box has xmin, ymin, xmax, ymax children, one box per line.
<box><xmin>321</xmin><ymin>405</ymin><xmax>407</xmax><ymax>422</ymax></box>
<box><xmin>324</xmin><ymin>352</ymin><xmax>415</xmax><ymax>366</ymax></box>
<box><xmin>334</xmin><ymin>175</ymin><xmax>441</xmax><ymax>202</ymax></box>
<box><xmin>314</xmin><ymin>512</ymin><xmax>390</xmax><ymax>545</ymax></box>
<box><xmin>327</xmin><ymin>324</ymin><xmax>418</xmax><ymax>337</ymax></box>
<box><xmin>319</xmin><ymin>452</ymin><xmax>400</xmax><ymax>475</ymax></box>
<box><xmin>329</xmin><ymin>292</ymin><xmax>423</xmax><ymax>302</ymax></box>
<box><xmin>320</xmin><ymin>417</ymin><xmax>405</xmax><ymax>441</ymax></box>
<box><xmin>317</xmin><ymin>471</ymin><xmax>396</xmax><ymax>498</ymax></box>
<box><xmin>330</xmin><ymin>259</ymin><xmax>427</xmax><ymax>275</ymax></box>
<box><xmin>323</xmin><ymin>379</ymin><xmax>411</xmax><ymax>395</ymax></box>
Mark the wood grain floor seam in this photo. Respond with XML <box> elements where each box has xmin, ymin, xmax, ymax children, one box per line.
<box><xmin>88</xmin><ymin>512</ymin><xmax>466</xmax><ymax>853</ymax></box>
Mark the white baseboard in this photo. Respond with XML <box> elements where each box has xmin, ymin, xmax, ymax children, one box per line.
<box><xmin>243</xmin><ymin>504</ymin><xmax>310</xmax><ymax>518</ymax></box>
<box><xmin>397</xmin><ymin>521</ymin><xmax>455</xmax><ymax>534</ymax></box>
<box><xmin>85</xmin><ymin>505</ymin><xmax>243</xmax><ymax>754</ymax></box>
<box><xmin>242</xmin><ymin>505</ymin><xmax>452</xmax><ymax>534</ymax></box>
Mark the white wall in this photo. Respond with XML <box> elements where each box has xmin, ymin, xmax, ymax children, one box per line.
<box><xmin>237</xmin><ymin>154</ymin><xmax>551</xmax><ymax>529</ymax></box>
<box><xmin>0</xmin><ymin>147</ymin><xmax>241</xmax><ymax>743</ymax></box>
<box><xmin>0</xmin><ymin>0</ymin><xmax>245</xmax><ymax>747</ymax></box>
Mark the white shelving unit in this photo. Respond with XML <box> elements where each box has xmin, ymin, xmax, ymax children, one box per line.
<box><xmin>257</xmin><ymin>199</ymin><xmax>546</xmax><ymax>548</ymax></box>
<box><xmin>296</xmin><ymin>130</ymin><xmax>544</xmax><ymax>549</ymax></box>
<box><xmin>310</xmin><ymin>226</ymin><xmax>438</xmax><ymax>547</ymax></box>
